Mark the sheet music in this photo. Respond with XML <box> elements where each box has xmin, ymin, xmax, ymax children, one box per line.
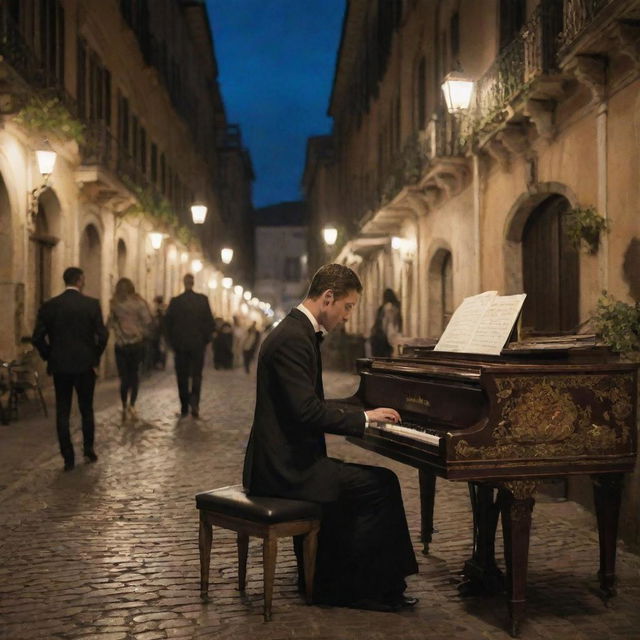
<box><xmin>434</xmin><ymin>291</ymin><xmax>526</xmax><ymax>356</ymax></box>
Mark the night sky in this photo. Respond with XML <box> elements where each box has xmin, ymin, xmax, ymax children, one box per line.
<box><xmin>205</xmin><ymin>0</ymin><xmax>345</xmax><ymax>209</ymax></box>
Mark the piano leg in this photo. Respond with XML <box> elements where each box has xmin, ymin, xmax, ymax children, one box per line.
<box><xmin>418</xmin><ymin>469</ymin><xmax>436</xmax><ymax>555</ymax></box>
<box><xmin>499</xmin><ymin>480</ymin><xmax>536</xmax><ymax>638</ymax></box>
<box><xmin>461</xmin><ymin>482</ymin><xmax>503</xmax><ymax>595</ymax></box>
<box><xmin>592</xmin><ymin>473</ymin><xmax>623</xmax><ymax>598</ymax></box>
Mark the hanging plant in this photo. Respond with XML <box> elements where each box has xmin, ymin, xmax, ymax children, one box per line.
<box><xmin>14</xmin><ymin>94</ymin><xmax>85</xmax><ymax>144</ymax></box>
<box><xmin>564</xmin><ymin>205</ymin><xmax>609</xmax><ymax>254</ymax></box>
<box><xmin>593</xmin><ymin>292</ymin><xmax>640</xmax><ymax>359</ymax></box>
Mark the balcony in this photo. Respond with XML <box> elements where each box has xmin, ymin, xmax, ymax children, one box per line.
<box><xmin>470</xmin><ymin>2</ymin><xmax>565</xmax><ymax>150</ymax></box>
<box><xmin>76</xmin><ymin>122</ymin><xmax>148</xmax><ymax>212</ymax></box>
<box><xmin>0</xmin><ymin>9</ymin><xmax>73</xmax><ymax>115</ymax></box>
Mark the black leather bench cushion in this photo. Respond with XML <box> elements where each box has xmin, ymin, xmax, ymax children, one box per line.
<box><xmin>196</xmin><ymin>485</ymin><xmax>322</xmax><ymax>523</ymax></box>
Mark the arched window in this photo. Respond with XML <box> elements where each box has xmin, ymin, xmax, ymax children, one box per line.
<box><xmin>117</xmin><ymin>239</ymin><xmax>127</xmax><ymax>278</ymax></box>
<box><xmin>428</xmin><ymin>248</ymin><xmax>453</xmax><ymax>337</ymax></box>
<box><xmin>522</xmin><ymin>195</ymin><xmax>579</xmax><ymax>334</ymax></box>
<box><xmin>80</xmin><ymin>224</ymin><xmax>102</xmax><ymax>299</ymax></box>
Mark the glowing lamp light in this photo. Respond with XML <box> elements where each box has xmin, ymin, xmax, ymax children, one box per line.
<box><xmin>36</xmin><ymin>149</ymin><xmax>57</xmax><ymax>176</ymax></box>
<box><xmin>441</xmin><ymin>71</ymin><xmax>474</xmax><ymax>113</ymax></box>
<box><xmin>251</xmin><ymin>297</ymin><xmax>259</xmax><ymax>305</ymax></box>
<box><xmin>391</xmin><ymin>236</ymin><xmax>403</xmax><ymax>250</ymax></box>
<box><xmin>222</xmin><ymin>277</ymin><xmax>233</xmax><ymax>289</ymax></box>
<box><xmin>323</xmin><ymin>226</ymin><xmax>338</xmax><ymax>246</ymax></box>
<box><xmin>243</xmin><ymin>291</ymin><xmax>252</xmax><ymax>301</ymax></box>
<box><xmin>180</xmin><ymin>252</ymin><xmax>189</xmax><ymax>264</ymax></box>
<box><xmin>167</xmin><ymin>246</ymin><xmax>178</xmax><ymax>262</ymax></box>
<box><xmin>234</xmin><ymin>285</ymin><xmax>243</xmax><ymax>296</ymax></box>
<box><xmin>149</xmin><ymin>232</ymin><xmax>164</xmax><ymax>250</ymax></box>
<box><xmin>208</xmin><ymin>276</ymin><xmax>218</xmax><ymax>289</ymax></box>
<box><xmin>221</xmin><ymin>247</ymin><xmax>234</xmax><ymax>264</ymax></box>
<box><xmin>191</xmin><ymin>259</ymin><xmax>203</xmax><ymax>273</ymax></box>
<box><xmin>191</xmin><ymin>203</ymin><xmax>207</xmax><ymax>224</ymax></box>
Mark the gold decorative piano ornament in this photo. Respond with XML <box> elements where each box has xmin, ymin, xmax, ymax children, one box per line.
<box><xmin>337</xmin><ymin>291</ymin><xmax>637</xmax><ymax>637</ymax></box>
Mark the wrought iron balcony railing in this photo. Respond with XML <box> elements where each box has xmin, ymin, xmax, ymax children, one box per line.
<box><xmin>0</xmin><ymin>8</ymin><xmax>77</xmax><ymax>117</ymax></box>
<box><xmin>558</xmin><ymin>0</ymin><xmax>614</xmax><ymax>52</ymax></box>
<box><xmin>471</xmin><ymin>2</ymin><xmax>563</xmax><ymax>132</ymax></box>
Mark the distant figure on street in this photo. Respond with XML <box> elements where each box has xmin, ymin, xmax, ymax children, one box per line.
<box><xmin>32</xmin><ymin>267</ymin><xmax>108</xmax><ymax>471</ymax></box>
<box><xmin>151</xmin><ymin>295</ymin><xmax>167</xmax><ymax>370</ymax></box>
<box><xmin>213</xmin><ymin>321</ymin><xmax>233</xmax><ymax>369</ymax></box>
<box><xmin>241</xmin><ymin>321</ymin><xmax>260</xmax><ymax>374</ymax></box>
<box><xmin>108</xmin><ymin>278</ymin><xmax>153</xmax><ymax>422</ymax></box>
<box><xmin>370</xmin><ymin>288</ymin><xmax>402</xmax><ymax>357</ymax></box>
<box><xmin>243</xmin><ymin>263</ymin><xmax>418</xmax><ymax>612</ymax></box>
<box><xmin>164</xmin><ymin>273</ymin><xmax>215</xmax><ymax>418</ymax></box>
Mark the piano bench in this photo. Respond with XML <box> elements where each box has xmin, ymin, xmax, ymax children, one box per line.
<box><xmin>195</xmin><ymin>485</ymin><xmax>321</xmax><ymax>622</ymax></box>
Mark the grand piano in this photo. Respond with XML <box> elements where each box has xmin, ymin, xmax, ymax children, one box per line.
<box><xmin>337</xmin><ymin>342</ymin><xmax>638</xmax><ymax>636</ymax></box>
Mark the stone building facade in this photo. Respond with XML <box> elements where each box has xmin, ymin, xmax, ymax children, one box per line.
<box><xmin>0</xmin><ymin>0</ymin><xmax>254</xmax><ymax>369</ymax></box>
<box><xmin>304</xmin><ymin>0</ymin><xmax>640</xmax><ymax>548</ymax></box>
<box><xmin>253</xmin><ymin>201</ymin><xmax>308</xmax><ymax>321</ymax></box>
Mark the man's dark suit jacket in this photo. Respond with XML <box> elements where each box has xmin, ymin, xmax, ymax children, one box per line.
<box><xmin>164</xmin><ymin>290</ymin><xmax>215</xmax><ymax>351</ymax></box>
<box><xmin>32</xmin><ymin>289</ymin><xmax>108</xmax><ymax>374</ymax></box>
<box><xmin>243</xmin><ymin>308</ymin><xmax>365</xmax><ymax>503</ymax></box>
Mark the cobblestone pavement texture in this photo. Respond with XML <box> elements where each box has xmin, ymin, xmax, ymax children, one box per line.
<box><xmin>1</xmin><ymin>364</ymin><xmax>640</xmax><ymax>640</ymax></box>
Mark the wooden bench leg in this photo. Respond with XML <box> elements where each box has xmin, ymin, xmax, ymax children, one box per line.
<box><xmin>237</xmin><ymin>533</ymin><xmax>249</xmax><ymax>591</ymax></box>
<box><xmin>303</xmin><ymin>521</ymin><xmax>320</xmax><ymax>605</ymax></box>
<box><xmin>199</xmin><ymin>512</ymin><xmax>212</xmax><ymax>599</ymax></box>
<box><xmin>262</xmin><ymin>535</ymin><xmax>277</xmax><ymax>622</ymax></box>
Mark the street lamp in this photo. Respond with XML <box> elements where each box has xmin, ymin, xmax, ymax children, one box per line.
<box><xmin>441</xmin><ymin>70</ymin><xmax>474</xmax><ymax>113</ymax></box>
<box><xmin>234</xmin><ymin>285</ymin><xmax>243</xmax><ymax>296</ymax></box>
<box><xmin>191</xmin><ymin>203</ymin><xmax>207</xmax><ymax>224</ymax></box>
<box><xmin>221</xmin><ymin>247</ymin><xmax>233</xmax><ymax>264</ymax></box>
<box><xmin>149</xmin><ymin>232</ymin><xmax>164</xmax><ymax>250</ymax></box>
<box><xmin>243</xmin><ymin>291</ymin><xmax>252</xmax><ymax>301</ymax></box>
<box><xmin>36</xmin><ymin>149</ymin><xmax>57</xmax><ymax>176</ymax></box>
<box><xmin>191</xmin><ymin>259</ymin><xmax>203</xmax><ymax>273</ymax></box>
<box><xmin>29</xmin><ymin>147</ymin><xmax>58</xmax><ymax>229</ymax></box>
<box><xmin>222</xmin><ymin>277</ymin><xmax>233</xmax><ymax>289</ymax></box>
<box><xmin>323</xmin><ymin>225</ymin><xmax>338</xmax><ymax>246</ymax></box>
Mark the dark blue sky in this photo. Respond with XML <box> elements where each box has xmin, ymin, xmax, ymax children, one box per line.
<box><xmin>205</xmin><ymin>0</ymin><xmax>345</xmax><ymax>208</ymax></box>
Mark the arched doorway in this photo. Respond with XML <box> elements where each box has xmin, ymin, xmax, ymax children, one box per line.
<box><xmin>28</xmin><ymin>188</ymin><xmax>60</xmax><ymax>330</ymax></box>
<box><xmin>80</xmin><ymin>223</ymin><xmax>102</xmax><ymax>299</ymax></box>
<box><xmin>428</xmin><ymin>247</ymin><xmax>453</xmax><ymax>337</ymax></box>
<box><xmin>521</xmin><ymin>195</ymin><xmax>579</xmax><ymax>333</ymax></box>
<box><xmin>0</xmin><ymin>172</ymin><xmax>16</xmax><ymax>354</ymax></box>
<box><xmin>117</xmin><ymin>238</ymin><xmax>127</xmax><ymax>278</ymax></box>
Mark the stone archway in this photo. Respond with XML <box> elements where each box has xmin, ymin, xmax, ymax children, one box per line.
<box><xmin>0</xmin><ymin>172</ymin><xmax>16</xmax><ymax>354</ymax></box>
<box><xmin>117</xmin><ymin>238</ymin><xmax>127</xmax><ymax>278</ymax></box>
<box><xmin>28</xmin><ymin>188</ymin><xmax>61</xmax><ymax>332</ymax></box>
<box><xmin>80</xmin><ymin>223</ymin><xmax>102</xmax><ymax>299</ymax></box>
<box><xmin>428</xmin><ymin>246</ymin><xmax>453</xmax><ymax>338</ymax></box>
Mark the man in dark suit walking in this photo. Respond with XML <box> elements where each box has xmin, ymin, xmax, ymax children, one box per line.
<box><xmin>164</xmin><ymin>273</ymin><xmax>215</xmax><ymax>418</ymax></box>
<box><xmin>32</xmin><ymin>267</ymin><xmax>108</xmax><ymax>471</ymax></box>
<box><xmin>243</xmin><ymin>263</ymin><xmax>418</xmax><ymax>612</ymax></box>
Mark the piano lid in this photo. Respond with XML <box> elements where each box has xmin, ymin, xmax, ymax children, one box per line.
<box><xmin>399</xmin><ymin>334</ymin><xmax>615</xmax><ymax>364</ymax></box>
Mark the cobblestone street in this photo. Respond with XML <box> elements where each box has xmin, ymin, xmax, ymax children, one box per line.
<box><xmin>1</xmin><ymin>365</ymin><xmax>640</xmax><ymax>640</ymax></box>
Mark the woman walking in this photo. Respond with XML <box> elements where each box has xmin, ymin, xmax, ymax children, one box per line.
<box><xmin>108</xmin><ymin>278</ymin><xmax>153</xmax><ymax>421</ymax></box>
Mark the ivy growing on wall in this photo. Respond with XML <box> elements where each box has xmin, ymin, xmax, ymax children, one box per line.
<box><xmin>14</xmin><ymin>94</ymin><xmax>85</xmax><ymax>144</ymax></box>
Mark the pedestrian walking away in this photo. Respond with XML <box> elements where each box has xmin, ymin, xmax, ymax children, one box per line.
<box><xmin>164</xmin><ymin>273</ymin><xmax>215</xmax><ymax>418</ymax></box>
<box><xmin>243</xmin><ymin>263</ymin><xmax>418</xmax><ymax>612</ymax></box>
<box><xmin>241</xmin><ymin>321</ymin><xmax>260</xmax><ymax>374</ymax></box>
<box><xmin>32</xmin><ymin>266</ymin><xmax>108</xmax><ymax>471</ymax></box>
<box><xmin>108</xmin><ymin>278</ymin><xmax>153</xmax><ymax>422</ymax></box>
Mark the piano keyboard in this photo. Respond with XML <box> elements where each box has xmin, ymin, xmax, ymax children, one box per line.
<box><xmin>371</xmin><ymin>422</ymin><xmax>441</xmax><ymax>446</ymax></box>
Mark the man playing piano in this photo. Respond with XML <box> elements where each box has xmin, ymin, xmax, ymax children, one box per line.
<box><xmin>243</xmin><ymin>263</ymin><xmax>418</xmax><ymax>612</ymax></box>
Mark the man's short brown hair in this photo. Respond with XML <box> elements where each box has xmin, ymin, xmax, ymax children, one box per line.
<box><xmin>306</xmin><ymin>263</ymin><xmax>362</xmax><ymax>300</ymax></box>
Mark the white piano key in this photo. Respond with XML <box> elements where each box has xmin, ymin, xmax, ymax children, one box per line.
<box><xmin>374</xmin><ymin>422</ymin><xmax>441</xmax><ymax>446</ymax></box>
